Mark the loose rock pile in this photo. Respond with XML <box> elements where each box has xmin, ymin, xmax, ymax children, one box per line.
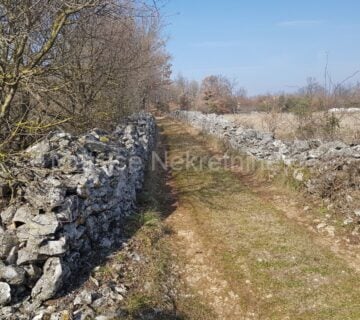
<box><xmin>172</xmin><ymin>111</ymin><xmax>360</xmax><ymax>166</ymax></box>
<box><xmin>0</xmin><ymin>112</ymin><xmax>156</xmax><ymax>314</ymax></box>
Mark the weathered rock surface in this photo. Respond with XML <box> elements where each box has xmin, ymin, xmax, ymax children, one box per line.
<box><xmin>172</xmin><ymin>111</ymin><xmax>360</xmax><ymax>166</ymax></box>
<box><xmin>31</xmin><ymin>258</ymin><xmax>66</xmax><ymax>303</ymax></box>
<box><xmin>0</xmin><ymin>232</ymin><xmax>17</xmax><ymax>259</ymax></box>
<box><xmin>172</xmin><ymin>110</ymin><xmax>360</xmax><ymax>220</ymax></box>
<box><xmin>0</xmin><ymin>112</ymin><xmax>156</xmax><ymax>312</ymax></box>
<box><xmin>0</xmin><ymin>264</ymin><xmax>26</xmax><ymax>285</ymax></box>
<box><xmin>0</xmin><ymin>282</ymin><xmax>11</xmax><ymax>306</ymax></box>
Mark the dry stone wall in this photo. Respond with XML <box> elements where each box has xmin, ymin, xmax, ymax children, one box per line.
<box><xmin>0</xmin><ymin>113</ymin><xmax>156</xmax><ymax>308</ymax></box>
<box><xmin>172</xmin><ymin>111</ymin><xmax>360</xmax><ymax>166</ymax></box>
<box><xmin>172</xmin><ymin>111</ymin><xmax>360</xmax><ymax>222</ymax></box>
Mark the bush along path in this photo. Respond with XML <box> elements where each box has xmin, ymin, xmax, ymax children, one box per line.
<box><xmin>152</xmin><ymin>117</ymin><xmax>360</xmax><ymax>320</ymax></box>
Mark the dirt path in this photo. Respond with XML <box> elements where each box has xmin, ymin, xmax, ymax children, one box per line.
<box><xmin>159</xmin><ymin>117</ymin><xmax>360</xmax><ymax>320</ymax></box>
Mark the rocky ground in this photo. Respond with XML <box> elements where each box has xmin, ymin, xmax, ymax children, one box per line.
<box><xmin>2</xmin><ymin>115</ymin><xmax>360</xmax><ymax>319</ymax></box>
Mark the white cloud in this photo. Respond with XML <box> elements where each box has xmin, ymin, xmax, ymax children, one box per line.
<box><xmin>277</xmin><ymin>20</ymin><xmax>324</xmax><ymax>27</ymax></box>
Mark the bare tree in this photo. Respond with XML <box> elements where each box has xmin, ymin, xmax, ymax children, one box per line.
<box><xmin>198</xmin><ymin>75</ymin><xmax>237</xmax><ymax>114</ymax></box>
<box><xmin>0</xmin><ymin>1</ymin><xmax>101</xmax><ymax>119</ymax></box>
<box><xmin>168</xmin><ymin>75</ymin><xmax>200</xmax><ymax>111</ymax></box>
<box><xmin>0</xmin><ymin>0</ymin><xmax>171</xmax><ymax>150</ymax></box>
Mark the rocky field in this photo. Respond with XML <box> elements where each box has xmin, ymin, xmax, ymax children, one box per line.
<box><xmin>173</xmin><ymin>110</ymin><xmax>360</xmax><ymax>238</ymax></box>
<box><xmin>224</xmin><ymin>110</ymin><xmax>360</xmax><ymax>144</ymax></box>
<box><xmin>1</xmin><ymin>111</ymin><xmax>360</xmax><ymax>320</ymax></box>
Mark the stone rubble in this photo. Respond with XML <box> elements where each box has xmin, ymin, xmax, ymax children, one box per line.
<box><xmin>0</xmin><ymin>112</ymin><xmax>156</xmax><ymax>317</ymax></box>
<box><xmin>0</xmin><ymin>282</ymin><xmax>11</xmax><ymax>306</ymax></box>
<box><xmin>14</xmin><ymin>239</ymin><xmax>147</xmax><ymax>320</ymax></box>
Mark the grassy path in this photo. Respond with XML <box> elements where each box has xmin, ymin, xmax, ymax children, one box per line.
<box><xmin>159</xmin><ymin>117</ymin><xmax>360</xmax><ymax>320</ymax></box>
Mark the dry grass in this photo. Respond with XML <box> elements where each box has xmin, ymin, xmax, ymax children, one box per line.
<box><xmin>225</xmin><ymin>111</ymin><xmax>360</xmax><ymax>143</ymax></box>
<box><xmin>158</xmin><ymin>117</ymin><xmax>360</xmax><ymax>319</ymax></box>
<box><xmin>105</xmin><ymin>118</ymin><xmax>360</xmax><ymax>319</ymax></box>
<box><xmin>115</xmin><ymin>122</ymin><xmax>215</xmax><ymax>320</ymax></box>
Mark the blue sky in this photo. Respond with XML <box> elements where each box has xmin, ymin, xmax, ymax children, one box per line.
<box><xmin>165</xmin><ymin>0</ymin><xmax>360</xmax><ymax>95</ymax></box>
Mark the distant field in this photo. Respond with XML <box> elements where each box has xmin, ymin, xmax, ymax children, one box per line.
<box><xmin>224</xmin><ymin>111</ymin><xmax>360</xmax><ymax>143</ymax></box>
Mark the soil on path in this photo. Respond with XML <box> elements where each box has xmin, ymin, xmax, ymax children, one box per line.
<box><xmin>158</xmin><ymin>117</ymin><xmax>360</xmax><ymax>320</ymax></box>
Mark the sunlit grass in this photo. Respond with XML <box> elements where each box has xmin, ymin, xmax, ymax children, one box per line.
<box><xmin>159</xmin><ymin>117</ymin><xmax>360</xmax><ymax>320</ymax></box>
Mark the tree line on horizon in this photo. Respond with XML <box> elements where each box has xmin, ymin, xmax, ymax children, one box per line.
<box><xmin>166</xmin><ymin>74</ymin><xmax>360</xmax><ymax>115</ymax></box>
<box><xmin>0</xmin><ymin>1</ymin><xmax>358</xmax><ymax>154</ymax></box>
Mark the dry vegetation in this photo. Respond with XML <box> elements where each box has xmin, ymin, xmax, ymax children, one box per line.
<box><xmin>225</xmin><ymin>110</ymin><xmax>360</xmax><ymax>143</ymax></box>
<box><xmin>1</xmin><ymin>1</ymin><xmax>360</xmax><ymax>319</ymax></box>
<box><xmin>0</xmin><ymin>0</ymin><xmax>170</xmax><ymax>153</ymax></box>
<box><xmin>167</xmin><ymin>74</ymin><xmax>360</xmax><ymax>143</ymax></box>
<box><xmin>151</xmin><ymin>118</ymin><xmax>360</xmax><ymax>320</ymax></box>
